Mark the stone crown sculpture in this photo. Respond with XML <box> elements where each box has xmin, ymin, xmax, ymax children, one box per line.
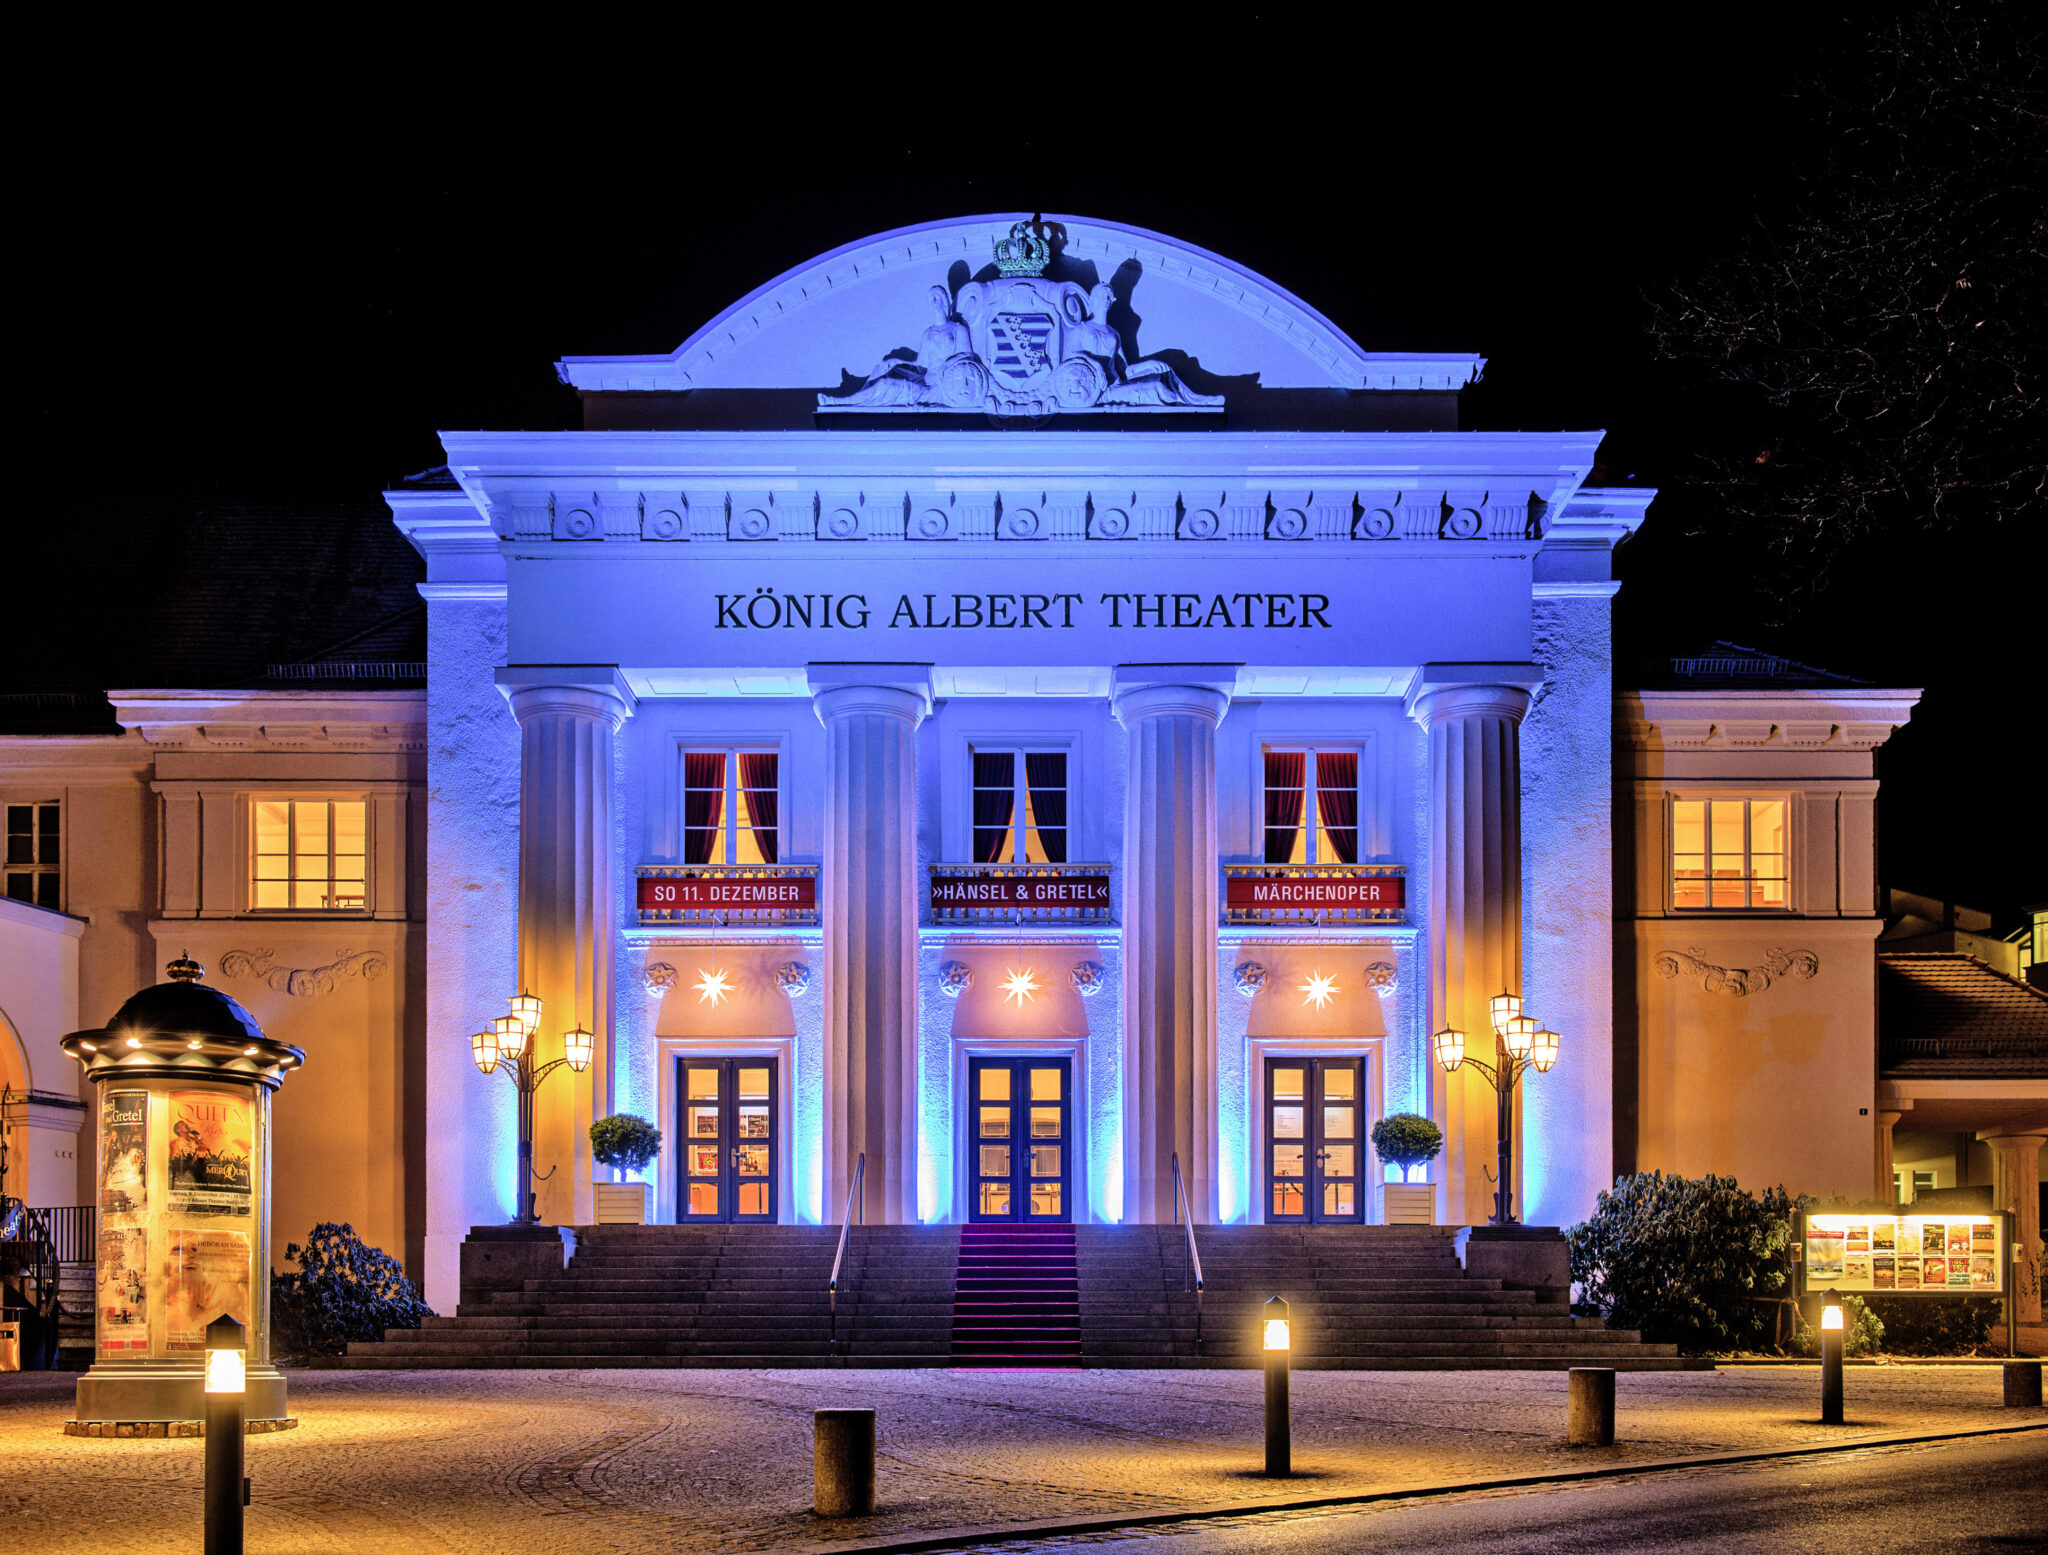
<box><xmin>994</xmin><ymin>215</ymin><xmax>1054</xmax><ymax>277</ymax></box>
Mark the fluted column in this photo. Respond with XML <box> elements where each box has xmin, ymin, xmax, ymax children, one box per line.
<box><xmin>810</xmin><ymin>665</ymin><xmax>931</xmax><ymax>1225</ymax></box>
<box><xmin>1409</xmin><ymin>668</ymin><xmax>1539</xmax><ymax>1227</ymax></box>
<box><xmin>1983</xmin><ymin>1129</ymin><xmax>2045</xmax><ymax>1323</ymax></box>
<box><xmin>501</xmin><ymin>668</ymin><xmax>635</xmax><ymax>1228</ymax></box>
<box><xmin>1114</xmin><ymin>666</ymin><xmax>1233</xmax><ymax>1225</ymax></box>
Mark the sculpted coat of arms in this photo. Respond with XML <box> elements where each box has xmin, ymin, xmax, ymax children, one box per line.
<box><xmin>821</xmin><ymin>218</ymin><xmax>1223</xmax><ymax>415</ymax></box>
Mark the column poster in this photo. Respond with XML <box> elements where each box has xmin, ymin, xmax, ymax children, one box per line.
<box><xmin>98</xmin><ymin>1090</ymin><xmax>148</xmax><ymax>1217</ymax></box>
<box><xmin>164</xmin><ymin>1228</ymin><xmax>252</xmax><ymax>1353</ymax></box>
<box><xmin>168</xmin><ymin>1090</ymin><xmax>253</xmax><ymax>1218</ymax></box>
<box><xmin>95</xmin><ymin>1224</ymin><xmax>148</xmax><ymax>1355</ymax></box>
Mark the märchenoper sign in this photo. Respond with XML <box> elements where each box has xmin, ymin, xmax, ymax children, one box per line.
<box><xmin>1798</xmin><ymin>1211</ymin><xmax>2010</xmax><ymax>1295</ymax></box>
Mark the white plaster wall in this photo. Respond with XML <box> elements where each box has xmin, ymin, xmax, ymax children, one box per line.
<box><xmin>423</xmin><ymin>600</ymin><xmax>521</xmax><ymax>1310</ymax></box>
<box><xmin>0</xmin><ymin>899</ymin><xmax>85</xmax><ymax>1205</ymax></box>
<box><xmin>1522</xmin><ymin>596</ymin><xmax>1616</xmax><ymax>1228</ymax></box>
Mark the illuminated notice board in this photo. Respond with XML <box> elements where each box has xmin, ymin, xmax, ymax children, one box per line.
<box><xmin>1798</xmin><ymin>1212</ymin><xmax>2010</xmax><ymax>1296</ymax></box>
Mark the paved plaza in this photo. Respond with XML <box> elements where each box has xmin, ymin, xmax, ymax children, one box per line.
<box><xmin>1</xmin><ymin>1365</ymin><xmax>2039</xmax><ymax>1554</ymax></box>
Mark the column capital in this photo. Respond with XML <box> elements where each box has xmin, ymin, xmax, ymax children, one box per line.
<box><xmin>1111</xmin><ymin>664</ymin><xmax>1236</xmax><ymax>729</ymax></box>
<box><xmin>1405</xmin><ymin>664</ymin><xmax>1544</xmax><ymax>730</ymax></box>
<box><xmin>496</xmin><ymin>666</ymin><xmax>636</xmax><ymax>729</ymax></box>
<box><xmin>808</xmin><ymin>663</ymin><xmax>933</xmax><ymax>727</ymax></box>
<box><xmin>1979</xmin><ymin>1128</ymin><xmax>2048</xmax><ymax>1149</ymax></box>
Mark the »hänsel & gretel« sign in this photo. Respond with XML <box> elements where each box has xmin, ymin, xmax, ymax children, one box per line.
<box><xmin>929</xmin><ymin>873</ymin><xmax>1112</xmax><ymax>910</ymax></box>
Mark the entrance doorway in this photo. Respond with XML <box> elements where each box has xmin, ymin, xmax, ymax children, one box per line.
<box><xmin>1264</xmin><ymin>1056</ymin><xmax>1365</xmax><ymax>1224</ymax></box>
<box><xmin>968</xmin><ymin>1057</ymin><xmax>1072</xmax><ymax>1223</ymax></box>
<box><xmin>677</xmin><ymin>1057</ymin><xmax>778</xmax><ymax>1223</ymax></box>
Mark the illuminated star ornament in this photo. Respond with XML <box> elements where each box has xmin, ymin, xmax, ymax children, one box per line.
<box><xmin>1299</xmin><ymin>970</ymin><xmax>1340</xmax><ymax>1011</ymax></box>
<box><xmin>1001</xmin><ymin>966</ymin><xmax>1040</xmax><ymax>1006</ymax></box>
<box><xmin>694</xmin><ymin>966</ymin><xmax>733</xmax><ymax>1006</ymax></box>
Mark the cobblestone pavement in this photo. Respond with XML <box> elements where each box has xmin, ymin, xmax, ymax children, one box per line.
<box><xmin>1</xmin><ymin>1365</ymin><xmax>2038</xmax><ymax>1554</ymax></box>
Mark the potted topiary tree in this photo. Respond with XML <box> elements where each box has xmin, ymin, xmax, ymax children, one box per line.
<box><xmin>1371</xmin><ymin>1113</ymin><xmax>1444</xmax><ymax>1224</ymax></box>
<box><xmin>589</xmin><ymin>1114</ymin><xmax>663</xmax><ymax>1225</ymax></box>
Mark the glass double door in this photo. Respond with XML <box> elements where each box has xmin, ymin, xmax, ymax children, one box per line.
<box><xmin>969</xmin><ymin>1057</ymin><xmax>1071</xmax><ymax>1222</ymax></box>
<box><xmin>1264</xmin><ymin>1057</ymin><xmax>1365</xmax><ymax>1223</ymax></box>
<box><xmin>678</xmin><ymin>1058</ymin><xmax>777</xmax><ymax>1222</ymax></box>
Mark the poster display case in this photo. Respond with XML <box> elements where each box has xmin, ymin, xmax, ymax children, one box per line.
<box><xmin>1798</xmin><ymin>1210</ymin><xmax>2011</xmax><ymax>1296</ymax></box>
<box><xmin>61</xmin><ymin>959</ymin><xmax>304</xmax><ymax>1425</ymax></box>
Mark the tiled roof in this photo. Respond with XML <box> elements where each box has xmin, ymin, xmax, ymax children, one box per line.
<box><xmin>1621</xmin><ymin>640</ymin><xmax>1869</xmax><ymax>691</ymax></box>
<box><xmin>1879</xmin><ymin>954</ymin><xmax>2048</xmax><ymax>1078</ymax></box>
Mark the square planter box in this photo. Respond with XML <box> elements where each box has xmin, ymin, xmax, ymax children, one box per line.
<box><xmin>593</xmin><ymin>1182</ymin><xmax>651</xmax><ymax>1225</ymax></box>
<box><xmin>1383</xmin><ymin>1182</ymin><xmax>1436</xmax><ymax>1225</ymax></box>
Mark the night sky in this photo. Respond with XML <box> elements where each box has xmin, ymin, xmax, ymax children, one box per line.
<box><xmin>20</xmin><ymin>15</ymin><xmax>2042</xmax><ymax>921</ymax></box>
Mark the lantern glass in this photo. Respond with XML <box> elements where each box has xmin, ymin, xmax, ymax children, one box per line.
<box><xmin>205</xmin><ymin>1346</ymin><xmax>245</xmax><ymax>1395</ymax></box>
<box><xmin>1489</xmin><ymin>991</ymin><xmax>1522</xmax><ymax>1036</ymax></box>
<box><xmin>493</xmin><ymin>1015</ymin><xmax>527</xmax><ymax>1061</ymax></box>
<box><xmin>1531</xmin><ymin>1028</ymin><xmax>1560</xmax><ymax>1072</ymax></box>
<box><xmin>471</xmin><ymin>1028</ymin><xmax>500</xmax><ymax>1075</ymax></box>
<box><xmin>509</xmin><ymin>992</ymin><xmax>543</xmax><ymax>1036</ymax></box>
<box><xmin>1263</xmin><ymin>1318</ymin><xmax>1291</xmax><ymax>1351</ymax></box>
<box><xmin>1820</xmin><ymin>1304</ymin><xmax>1844</xmax><ymax>1331</ymax></box>
<box><xmin>1505</xmin><ymin>1014</ymin><xmax>1537</xmax><ymax>1059</ymax></box>
<box><xmin>1433</xmin><ymin>1024</ymin><xmax>1464</xmax><ymax>1073</ymax></box>
<box><xmin>564</xmin><ymin>1026</ymin><xmax>594</xmax><ymax>1072</ymax></box>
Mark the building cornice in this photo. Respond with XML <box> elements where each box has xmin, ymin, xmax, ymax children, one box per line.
<box><xmin>107</xmin><ymin>690</ymin><xmax>428</xmax><ymax>752</ymax></box>
<box><xmin>1617</xmin><ymin>689</ymin><xmax>1920</xmax><ymax>752</ymax></box>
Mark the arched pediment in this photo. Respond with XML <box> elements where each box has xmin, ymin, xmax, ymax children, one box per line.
<box><xmin>557</xmin><ymin>213</ymin><xmax>1479</xmax><ymax>401</ymax></box>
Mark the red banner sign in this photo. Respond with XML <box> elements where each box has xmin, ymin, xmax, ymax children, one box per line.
<box><xmin>639</xmin><ymin>876</ymin><xmax>815</xmax><ymax>911</ymax></box>
<box><xmin>930</xmin><ymin>874</ymin><xmax>1111</xmax><ymax>909</ymax></box>
<box><xmin>1225</xmin><ymin>874</ymin><xmax>1405</xmax><ymax>911</ymax></box>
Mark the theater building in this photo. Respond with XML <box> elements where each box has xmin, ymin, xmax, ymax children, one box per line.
<box><xmin>7</xmin><ymin>214</ymin><xmax>2041</xmax><ymax>1327</ymax></box>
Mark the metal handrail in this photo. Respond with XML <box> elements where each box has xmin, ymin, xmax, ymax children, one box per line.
<box><xmin>828</xmin><ymin>1153</ymin><xmax>866</xmax><ymax>1333</ymax></box>
<box><xmin>1171</xmin><ymin>1154</ymin><xmax>1204</xmax><ymax>1342</ymax></box>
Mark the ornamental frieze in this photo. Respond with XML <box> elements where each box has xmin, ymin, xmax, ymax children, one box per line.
<box><xmin>219</xmin><ymin>948</ymin><xmax>389</xmax><ymax>998</ymax></box>
<box><xmin>1653</xmin><ymin>947</ymin><xmax>1820</xmax><ymax>998</ymax></box>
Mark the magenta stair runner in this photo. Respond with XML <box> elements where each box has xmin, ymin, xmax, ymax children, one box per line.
<box><xmin>949</xmin><ymin>1223</ymin><xmax>1082</xmax><ymax>1368</ymax></box>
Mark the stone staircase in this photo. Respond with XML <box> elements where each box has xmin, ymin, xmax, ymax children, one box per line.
<box><xmin>345</xmin><ymin>1224</ymin><xmax>958</xmax><ymax>1369</ymax></box>
<box><xmin>348</xmin><ymin>1221</ymin><xmax>1696</xmax><ymax>1371</ymax></box>
<box><xmin>1080</xmin><ymin>1225</ymin><xmax>1698</xmax><ymax>1370</ymax></box>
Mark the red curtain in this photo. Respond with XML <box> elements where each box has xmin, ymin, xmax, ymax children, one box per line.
<box><xmin>1314</xmin><ymin>752</ymin><xmax>1359</xmax><ymax>863</ymax></box>
<box><xmin>739</xmin><ymin>753</ymin><xmax>778</xmax><ymax>863</ymax></box>
<box><xmin>1024</xmin><ymin>753</ymin><xmax>1067</xmax><ymax>862</ymax></box>
<box><xmin>683</xmin><ymin>752</ymin><xmax>726</xmax><ymax>864</ymax></box>
<box><xmin>973</xmin><ymin>751</ymin><xmax>1016</xmax><ymax>863</ymax></box>
<box><xmin>1263</xmin><ymin>751</ymin><xmax>1306</xmax><ymax>863</ymax></box>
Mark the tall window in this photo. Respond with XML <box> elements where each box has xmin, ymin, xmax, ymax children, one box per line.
<box><xmin>1670</xmin><ymin>797</ymin><xmax>1787</xmax><ymax>909</ymax></box>
<box><xmin>683</xmin><ymin>750</ymin><xmax>779</xmax><ymax>864</ymax></box>
<box><xmin>1263</xmin><ymin>749</ymin><xmax>1359</xmax><ymax>864</ymax></box>
<box><xmin>971</xmin><ymin>749</ymin><xmax>1067</xmax><ymax>863</ymax></box>
<box><xmin>5</xmin><ymin>802</ymin><xmax>60</xmax><ymax>908</ymax></box>
<box><xmin>253</xmin><ymin>799</ymin><xmax>367</xmax><ymax>910</ymax></box>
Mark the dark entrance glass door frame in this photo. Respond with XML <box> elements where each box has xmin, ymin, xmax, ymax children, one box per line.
<box><xmin>966</xmin><ymin>1055</ymin><xmax>1073</xmax><ymax>1223</ymax></box>
<box><xmin>676</xmin><ymin>1056</ymin><xmax>779</xmax><ymax>1224</ymax></box>
<box><xmin>1261</xmin><ymin>1054</ymin><xmax>1368</xmax><ymax>1224</ymax></box>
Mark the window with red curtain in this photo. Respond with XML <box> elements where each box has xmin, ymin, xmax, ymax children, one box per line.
<box><xmin>738</xmin><ymin>753</ymin><xmax>779</xmax><ymax>863</ymax></box>
<box><xmin>1024</xmin><ymin>753</ymin><xmax>1067</xmax><ymax>863</ymax></box>
<box><xmin>683</xmin><ymin>752</ymin><xmax>727</xmax><ymax>864</ymax></box>
<box><xmin>1313</xmin><ymin>751</ymin><xmax>1359</xmax><ymax>863</ymax></box>
<box><xmin>972</xmin><ymin>751</ymin><xmax>1016</xmax><ymax>862</ymax></box>
<box><xmin>1263</xmin><ymin>751</ymin><xmax>1306</xmax><ymax>863</ymax></box>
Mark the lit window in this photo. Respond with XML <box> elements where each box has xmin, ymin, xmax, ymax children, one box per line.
<box><xmin>252</xmin><ymin>799</ymin><xmax>367</xmax><ymax>910</ymax></box>
<box><xmin>4</xmin><ymin>802</ymin><xmax>60</xmax><ymax>909</ymax></box>
<box><xmin>1670</xmin><ymin>798</ymin><xmax>1786</xmax><ymax>910</ymax></box>
<box><xmin>1263</xmin><ymin>749</ymin><xmax>1359</xmax><ymax>864</ymax></box>
<box><xmin>683</xmin><ymin>750</ymin><xmax>779</xmax><ymax>865</ymax></box>
<box><xmin>971</xmin><ymin>749</ymin><xmax>1067</xmax><ymax>863</ymax></box>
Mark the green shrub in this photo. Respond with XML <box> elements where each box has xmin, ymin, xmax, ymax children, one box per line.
<box><xmin>590</xmin><ymin>1113</ymin><xmax>663</xmax><ymax>1172</ymax></box>
<box><xmin>1369</xmin><ymin>1113</ymin><xmax>1444</xmax><ymax>1169</ymax></box>
<box><xmin>1567</xmin><ymin>1172</ymin><xmax>1808</xmax><ymax>1355</ymax></box>
<box><xmin>1794</xmin><ymin>1294</ymin><xmax>1886</xmax><ymax>1357</ymax></box>
<box><xmin>271</xmin><ymin>1222</ymin><xmax>433</xmax><ymax>1361</ymax></box>
<box><xmin>1865</xmin><ymin>1295</ymin><xmax>2001</xmax><ymax>1355</ymax></box>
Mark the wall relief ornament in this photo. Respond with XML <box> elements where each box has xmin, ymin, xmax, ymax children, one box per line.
<box><xmin>219</xmin><ymin>948</ymin><xmax>388</xmax><ymax>998</ymax></box>
<box><xmin>1070</xmin><ymin>962</ymin><xmax>1106</xmax><ymax>998</ymax></box>
<box><xmin>938</xmin><ymin>962</ymin><xmax>974</xmax><ymax>998</ymax></box>
<box><xmin>1362</xmin><ymin>962</ymin><xmax>1398</xmax><ymax>993</ymax></box>
<box><xmin>644</xmin><ymin>962</ymin><xmax>678</xmax><ymax>997</ymax></box>
<box><xmin>1233</xmin><ymin>962</ymin><xmax>1269</xmax><ymax>999</ymax></box>
<box><xmin>775</xmin><ymin>961</ymin><xmax>812</xmax><ymax>998</ymax></box>
<box><xmin>1653</xmin><ymin>947</ymin><xmax>1820</xmax><ymax>997</ymax></box>
<box><xmin>820</xmin><ymin>222</ymin><xmax>1223</xmax><ymax>417</ymax></box>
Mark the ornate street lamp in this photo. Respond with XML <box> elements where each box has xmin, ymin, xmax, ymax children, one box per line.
<box><xmin>1433</xmin><ymin>987</ymin><xmax>1563</xmax><ymax>1225</ymax></box>
<box><xmin>468</xmin><ymin>993</ymin><xmax>592</xmax><ymax>1224</ymax></box>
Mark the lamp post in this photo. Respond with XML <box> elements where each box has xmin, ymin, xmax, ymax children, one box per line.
<box><xmin>469</xmin><ymin>992</ymin><xmax>593</xmax><ymax>1225</ymax></box>
<box><xmin>1432</xmin><ymin>989</ymin><xmax>1561</xmax><ymax>1226</ymax></box>
<box><xmin>1819</xmin><ymin>1293</ymin><xmax>1845</xmax><ymax>1424</ymax></box>
<box><xmin>203</xmin><ymin>1313</ymin><xmax>246</xmax><ymax>1555</ymax></box>
<box><xmin>1263</xmin><ymin>1295</ymin><xmax>1291</xmax><ymax>1476</ymax></box>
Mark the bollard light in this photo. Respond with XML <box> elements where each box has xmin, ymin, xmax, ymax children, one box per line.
<box><xmin>204</xmin><ymin>1314</ymin><xmax>246</xmax><ymax>1554</ymax></box>
<box><xmin>1819</xmin><ymin>1294</ymin><xmax>1845</xmax><ymax>1425</ymax></box>
<box><xmin>1263</xmin><ymin>1295</ymin><xmax>1291</xmax><ymax>1477</ymax></box>
<box><xmin>1433</xmin><ymin>1024</ymin><xmax>1465</xmax><ymax>1073</ymax></box>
